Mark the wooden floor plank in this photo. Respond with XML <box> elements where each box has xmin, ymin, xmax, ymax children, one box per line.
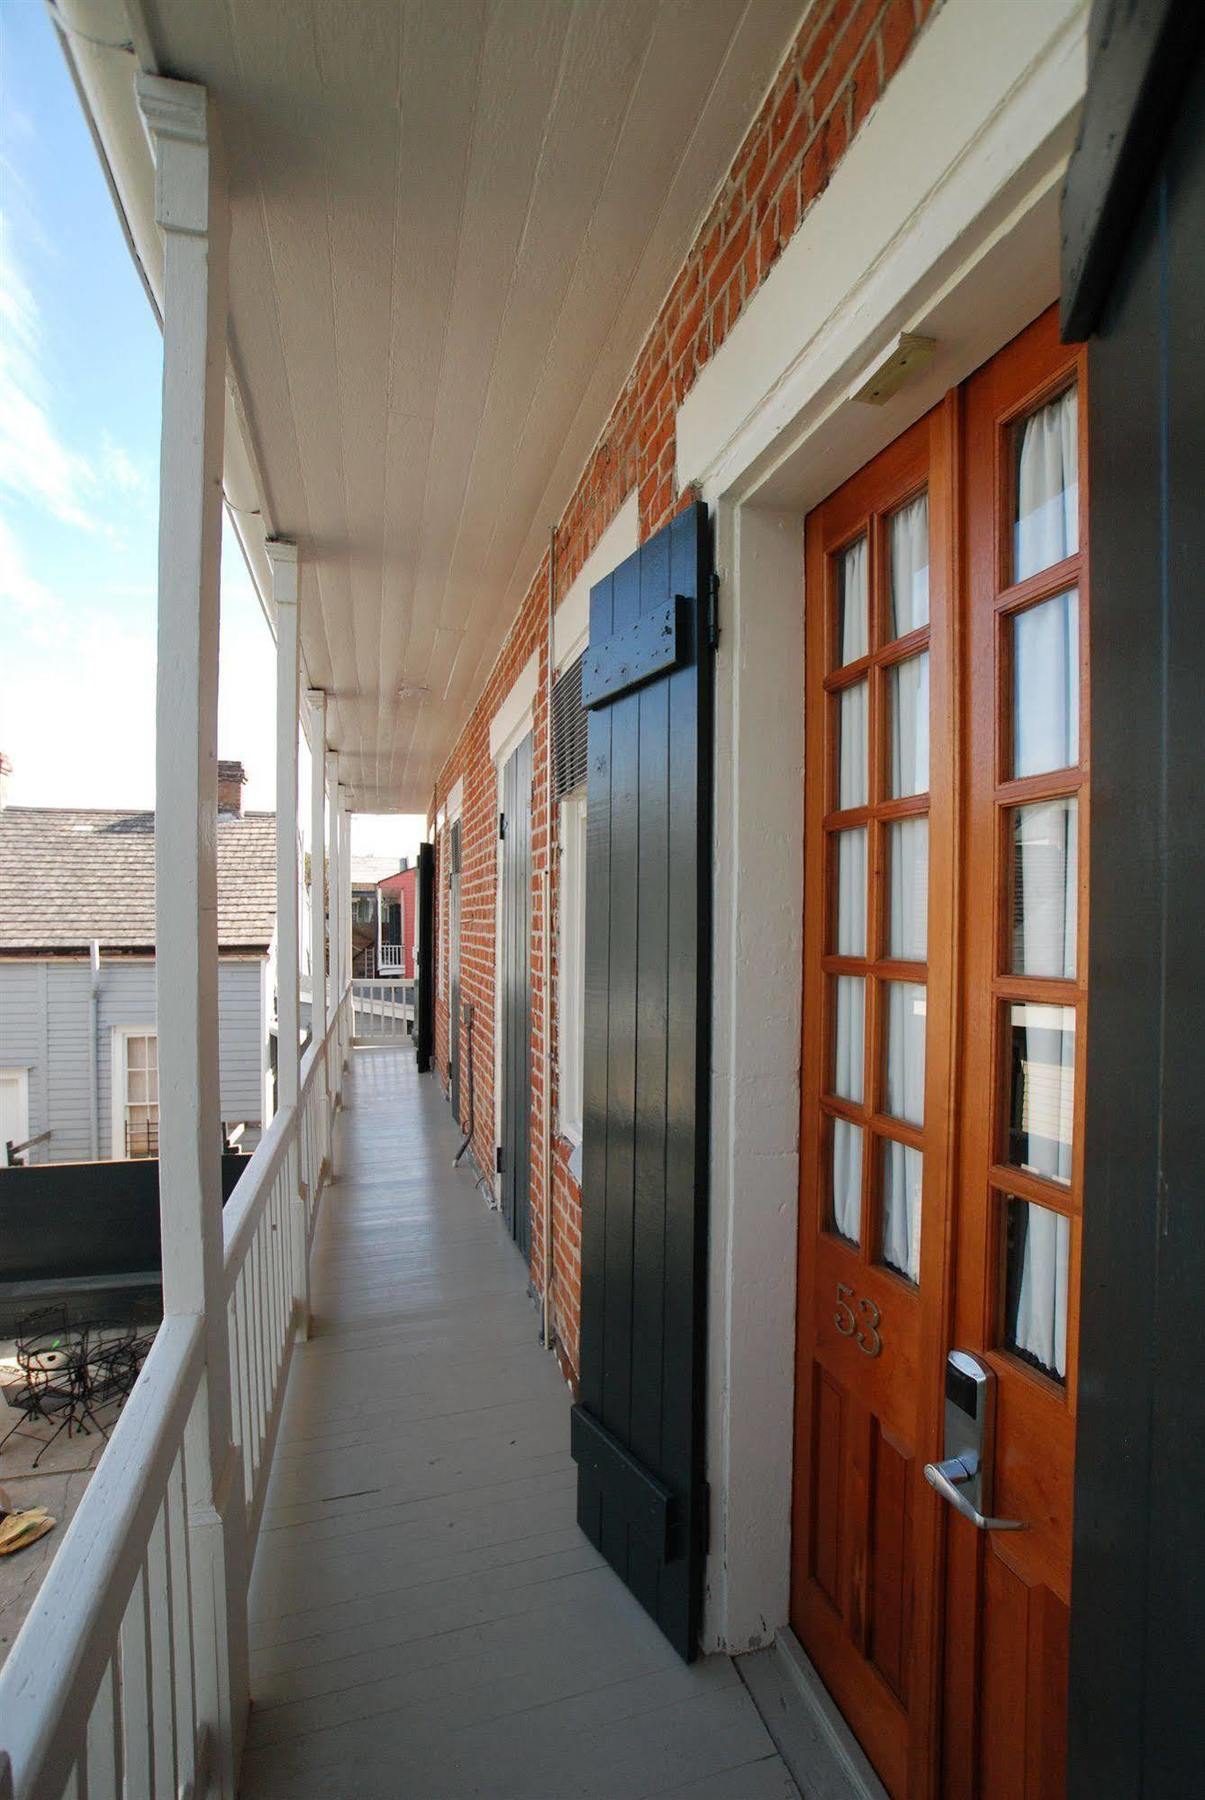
<box><xmin>242</xmin><ymin>1048</ymin><xmax>797</xmax><ymax>1799</ymax></box>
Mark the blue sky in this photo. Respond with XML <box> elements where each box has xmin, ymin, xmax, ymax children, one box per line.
<box><xmin>0</xmin><ymin>0</ymin><xmax>418</xmax><ymax>861</ymax></box>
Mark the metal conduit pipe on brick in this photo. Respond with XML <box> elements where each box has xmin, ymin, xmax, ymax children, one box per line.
<box><xmin>452</xmin><ymin>1001</ymin><xmax>475</xmax><ymax>1168</ymax></box>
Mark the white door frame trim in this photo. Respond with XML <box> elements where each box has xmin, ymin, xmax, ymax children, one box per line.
<box><xmin>109</xmin><ymin>1023</ymin><xmax>157</xmax><ymax>1164</ymax></box>
<box><xmin>0</xmin><ymin>1068</ymin><xmax>31</xmax><ymax>1160</ymax></box>
<box><xmin>492</xmin><ymin>706</ymin><xmax>535</xmax><ymax>1194</ymax></box>
<box><xmin>695</xmin><ymin>0</ymin><xmax>1090</xmax><ymax>1656</ymax></box>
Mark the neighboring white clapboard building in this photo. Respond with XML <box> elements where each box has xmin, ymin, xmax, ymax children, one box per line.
<box><xmin>0</xmin><ymin>761</ymin><xmax>277</xmax><ymax>1163</ymax></box>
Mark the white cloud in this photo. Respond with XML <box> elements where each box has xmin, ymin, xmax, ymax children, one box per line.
<box><xmin>0</xmin><ymin>608</ymin><xmax>157</xmax><ymax>807</ymax></box>
<box><xmin>0</xmin><ymin>513</ymin><xmax>64</xmax><ymax>630</ymax></box>
<box><xmin>0</xmin><ymin>215</ymin><xmax>98</xmax><ymax>530</ymax></box>
<box><xmin>99</xmin><ymin>431</ymin><xmax>147</xmax><ymax>497</ymax></box>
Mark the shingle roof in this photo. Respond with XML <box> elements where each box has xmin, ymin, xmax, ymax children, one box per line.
<box><xmin>0</xmin><ymin>807</ymin><xmax>277</xmax><ymax>953</ymax></box>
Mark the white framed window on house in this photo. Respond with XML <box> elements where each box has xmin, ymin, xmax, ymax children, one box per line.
<box><xmin>558</xmin><ymin>791</ymin><xmax>588</xmax><ymax>1147</ymax></box>
<box><xmin>1</xmin><ymin>1068</ymin><xmax>30</xmax><ymax>1162</ymax></box>
<box><xmin>111</xmin><ymin>1028</ymin><xmax>159</xmax><ymax>1159</ymax></box>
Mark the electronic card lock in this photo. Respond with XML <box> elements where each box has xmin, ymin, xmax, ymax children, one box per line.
<box><xmin>923</xmin><ymin>1350</ymin><xmax>1027</xmax><ymax>1533</ymax></box>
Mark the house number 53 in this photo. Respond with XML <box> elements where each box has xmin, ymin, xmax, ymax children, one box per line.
<box><xmin>834</xmin><ymin>1282</ymin><xmax>883</xmax><ymax>1358</ymax></box>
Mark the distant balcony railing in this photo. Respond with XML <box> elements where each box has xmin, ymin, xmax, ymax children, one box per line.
<box><xmin>378</xmin><ymin>941</ymin><xmax>407</xmax><ymax>973</ymax></box>
<box><xmin>0</xmin><ymin>984</ymin><xmax>354</xmax><ymax>1800</ymax></box>
<box><xmin>352</xmin><ymin>978</ymin><xmax>414</xmax><ymax>1040</ymax></box>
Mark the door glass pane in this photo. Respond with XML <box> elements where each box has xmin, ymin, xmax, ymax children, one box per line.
<box><xmin>880</xmin><ymin>1141</ymin><xmax>922</xmax><ymax>1284</ymax></box>
<box><xmin>1014</xmin><ymin>385</ymin><xmax>1078</xmax><ymax>582</ymax></box>
<box><xmin>884</xmin><ymin>982</ymin><xmax>926</xmax><ymax>1125</ymax></box>
<box><xmin>830</xmin><ymin>1118</ymin><xmax>863</xmax><ymax>1245</ymax></box>
<box><xmin>1009</xmin><ymin>797</ymin><xmax>1077</xmax><ymax>978</ymax></box>
<box><xmin>833</xmin><ymin>829</ymin><xmax>867</xmax><ymax>956</ymax></box>
<box><xmin>837</xmin><ymin>535</ymin><xmax>868</xmax><ymax>666</ymax></box>
<box><xmin>1007</xmin><ymin>1002</ymin><xmax>1075</xmax><ymax>1184</ymax></box>
<box><xmin>887</xmin><ymin>816</ymin><xmax>928</xmax><ymax>961</ymax></box>
<box><xmin>837</xmin><ymin>681</ymin><xmax>868</xmax><ymax>808</ymax></box>
<box><xmin>1012</xmin><ymin>590</ymin><xmax>1078</xmax><ymax>777</ymax></box>
<box><xmin>128</xmin><ymin>1036</ymin><xmax>146</xmax><ymax>1070</ymax></box>
<box><xmin>831</xmin><ymin>977</ymin><xmax>865</xmax><ymax>1103</ymax></box>
<box><xmin>888</xmin><ymin>652</ymin><xmax>929</xmax><ymax>797</ymax></box>
<box><xmin>888</xmin><ymin>492</ymin><xmax>929</xmax><ymax>638</ymax></box>
<box><xmin>1002</xmin><ymin>1196</ymin><xmax>1070</xmax><ymax>1381</ymax></box>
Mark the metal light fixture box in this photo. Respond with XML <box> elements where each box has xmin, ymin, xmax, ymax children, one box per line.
<box><xmin>851</xmin><ymin>332</ymin><xmax>937</xmax><ymax>406</ymax></box>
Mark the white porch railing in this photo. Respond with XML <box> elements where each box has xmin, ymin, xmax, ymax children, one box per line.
<box><xmin>0</xmin><ymin>984</ymin><xmax>354</xmax><ymax>1800</ymax></box>
<box><xmin>377</xmin><ymin>942</ymin><xmax>406</xmax><ymax>973</ymax></box>
<box><xmin>352</xmin><ymin>978</ymin><xmax>414</xmax><ymax>1040</ymax></box>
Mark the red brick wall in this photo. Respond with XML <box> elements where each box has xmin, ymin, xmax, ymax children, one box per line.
<box><xmin>431</xmin><ymin>0</ymin><xmax>936</xmax><ymax>1387</ymax></box>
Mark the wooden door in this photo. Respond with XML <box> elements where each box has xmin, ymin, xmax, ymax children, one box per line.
<box><xmin>792</xmin><ymin>407</ymin><xmax>957</xmax><ymax>1797</ymax></box>
<box><xmin>571</xmin><ymin>500</ymin><xmax>713</xmax><ymax>1661</ymax></box>
<box><xmin>791</xmin><ymin>308</ymin><xmax>1087</xmax><ymax>1798</ymax></box>
<box><xmin>499</xmin><ymin>730</ymin><xmax>533</xmax><ymax>1260</ymax></box>
<box><xmin>943</xmin><ymin>311</ymin><xmax>1087</xmax><ymax>1800</ymax></box>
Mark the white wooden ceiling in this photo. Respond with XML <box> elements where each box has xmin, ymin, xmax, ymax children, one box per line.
<box><xmin>138</xmin><ymin>0</ymin><xmax>804</xmax><ymax>810</ymax></box>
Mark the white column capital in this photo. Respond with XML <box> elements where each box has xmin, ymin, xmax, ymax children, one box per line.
<box><xmin>136</xmin><ymin>74</ymin><xmax>214</xmax><ymax>237</ymax></box>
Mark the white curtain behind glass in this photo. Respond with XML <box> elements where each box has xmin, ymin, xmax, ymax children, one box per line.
<box><xmin>889</xmin><ymin>817</ymin><xmax>928</xmax><ymax>960</ymax></box>
<box><xmin>882</xmin><ymin>1142</ymin><xmax>922</xmax><ymax>1284</ymax></box>
<box><xmin>839</xmin><ymin>682</ymin><xmax>868</xmax><ymax>808</ymax></box>
<box><xmin>836</xmin><ymin>829</ymin><xmax>867</xmax><ymax>956</ymax></box>
<box><xmin>833</xmin><ymin>976</ymin><xmax>864</xmax><ymax>1103</ymax></box>
<box><xmin>1015</xmin><ymin>1003</ymin><xmax>1075</xmax><ymax>1185</ymax></box>
<box><xmin>1016</xmin><ymin>799</ymin><xmax>1077</xmax><ymax>978</ymax></box>
<box><xmin>1015</xmin><ymin>387</ymin><xmax>1078</xmax><ymax>581</ymax></box>
<box><xmin>1014</xmin><ymin>591</ymin><xmax>1079</xmax><ymax>778</ymax></box>
<box><xmin>890</xmin><ymin>654</ymin><xmax>929</xmax><ymax>796</ymax></box>
<box><xmin>832</xmin><ymin>1119</ymin><xmax>862</xmax><ymax>1243</ymax></box>
<box><xmin>840</xmin><ymin>536</ymin><xmax>868</xmax><ymax>662</ymax></box>
<box><xmin>886</xmin><ymin>983</ymin><xmax>926</xmax><ymax>1126</ymax></box>
<box><xmin>1014</xmin><ymin>1203</ymin><xmax>1070</xmax><ymax>1377</ymax></box>
<box><xmin>889</xmin><ymin>494</ymin><xmax>929</xmax><ymax>636</ymax></box>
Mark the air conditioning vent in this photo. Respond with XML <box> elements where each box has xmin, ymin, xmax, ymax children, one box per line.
<box><xmin>552</xmin><ymin>653</ymin><xmax>589</xmax><ymax>800</ymax></box>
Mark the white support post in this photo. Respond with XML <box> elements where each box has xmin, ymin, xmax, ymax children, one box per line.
<box><xmin>340</xmin><ymin>790</ymin><xmax>352</xmax><ymax>1027</ymax></box>
<box><xmin>269</xmin><ymin>541</ymin><xmax>301</xmax><ymax>1115</ymax></box>
<box><xmin>325</xmin><ymin>753</ymin><xmax>343</xmax><ymax>1102</ymax></box>
<box><xmin>307</xmin><ymin>692</ymin><xmax>328</xmax><ymax>1050</ymax></box>
<box><xmin>269</xmin><ymin>541</ymin><xmax>309</xmax><ymax>1337</ymax></box>
<box><xmin>137</xmin><ymin>72</ymin><xmax>248</xmax><ymax>1793</ymax></box>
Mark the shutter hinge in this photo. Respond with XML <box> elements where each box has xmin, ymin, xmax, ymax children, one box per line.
<box><xmin>496</xmin><ymin>1143</ymin><xmax>504</xmax><ymax>1173</ymax></box>
<box><xmin>499</xmin><ymin>811</ymin><xmax>506</xmax><ymax>841</ymax></box>
<box><xmin>707</xmin><ymin>572</ymin><xmax>720</xmax><ymax>649</ymax></box>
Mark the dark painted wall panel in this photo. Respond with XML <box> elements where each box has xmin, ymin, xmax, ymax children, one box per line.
<box><xmin>1069</xmin><ymin>36</ymin><xmax>1205</xmax><ymax>1797</ymax></box>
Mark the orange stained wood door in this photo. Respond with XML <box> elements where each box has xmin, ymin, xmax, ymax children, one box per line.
<box><xmin>791</xmin><ymin>307</ymin><xmax>1087</xmax><ymax>1800</ymax></box>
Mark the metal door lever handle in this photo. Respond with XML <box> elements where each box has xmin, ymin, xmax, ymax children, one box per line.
<box><xmin>923</xmin><ymin>1456</ymin><xmax>1027</xmax><ymax>1532</ymax></box>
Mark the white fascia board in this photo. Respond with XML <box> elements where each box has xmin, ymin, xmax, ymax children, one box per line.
<box><xmin>552</xmin><ymin>491</ymin><xmax>639</xmax><ymax>671</ymax></box>
<box><xmin>677</xmin><ymin>0</ymin><xmax>1089</xmax><ymax>501</ymax></box>
<box><xmin>488</xmin><ymin>653</ymin><xmax>539</xmax><ymax>763</ymax></box>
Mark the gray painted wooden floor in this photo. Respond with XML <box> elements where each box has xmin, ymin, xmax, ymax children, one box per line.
<box><xmin>241</xmin><ymin>1048</ymin><xmax>798</xmax><ymax>1800</ymax></box>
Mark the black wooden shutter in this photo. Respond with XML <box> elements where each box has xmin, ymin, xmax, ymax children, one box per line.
<box><xmin>571</xmin><ymin>500</ymin><xmax>713</xmax><ymax>1661</ymax></box>
<box><xmin>416</xmin><ymin>841</ymin><xmax>435</xmax><ymax>1072</ymax></box>
<box><xmin>500</xmin><ymin>732</ymin><xmax>533</xmax><ymax>1260</ymax></box>
<box><xmin>449</xmin><ymin>819</ymin><xmax>462</xmax><ymax>1120</ymax></box>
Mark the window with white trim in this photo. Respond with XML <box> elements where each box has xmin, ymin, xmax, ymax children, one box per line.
<box><xmin>1</xmin><ymin>1069</ymin><xmax>30</xmax><ymax>1160</ymax></box>
<box><xmin>558</xmin><ymin>792</ymin><xmax>587</xmax><ymax>1145</ymax></box>
<box><xmin>114</xmin><ymin>1030</ymin><xmax>159</xmax><ymax>1159</ymax></box>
